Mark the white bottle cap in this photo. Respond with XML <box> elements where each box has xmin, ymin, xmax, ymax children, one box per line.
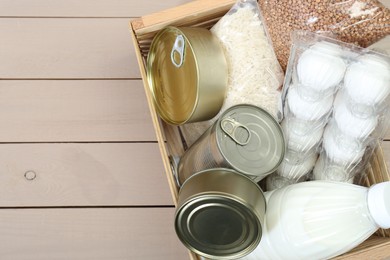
<box><xmin>367</xmin><ymin>182</ymin><xmax>390</xmax><ymax>229</ymax></box>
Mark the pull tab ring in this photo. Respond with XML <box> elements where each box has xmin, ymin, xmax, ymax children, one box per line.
<box><xmin>171</xmin><ymin>35</ymin><xmax>185</xmax><ymax>68</ymax></box>
<box><xmin>221</xmin><ymin>118</ymin><xmax>251</xmax><ymax>146</ymax></box>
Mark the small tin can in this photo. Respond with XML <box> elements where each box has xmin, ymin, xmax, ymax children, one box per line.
<box><xmin>175</xmin><ymin>168</ymin><xmax>266</xmax><ymax>259</ymax></box>
<box><xmin>177</xmin><ymin>104</ymin><xmax>286</xmax><ymax>184</ymax></box>
<box><xmin>147</xmin><ymin>26</ymin><xmax>228</xmax><ymax>125</ymax></box>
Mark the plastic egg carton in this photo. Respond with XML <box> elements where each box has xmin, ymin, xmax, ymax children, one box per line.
<box><xmin>280</xmin><ymin>30</ymin><xmax>390</xmax><ymax>183</ymax></box>
<box><xmin>265</xmin><ymin>172</ymin><xmax>307</xmax><ymax>191</ymax></box>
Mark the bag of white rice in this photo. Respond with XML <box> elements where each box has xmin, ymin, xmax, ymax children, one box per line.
<box><xmin>181</xmin><ymin>0</ymin><xmax>284</xmax><ymax>147</ymax></box>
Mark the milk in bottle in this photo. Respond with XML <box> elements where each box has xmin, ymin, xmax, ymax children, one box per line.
<box><xmin>243</xmin><ymin>181</ymin><xmax>390</xmax><ymax>260</ymax></box>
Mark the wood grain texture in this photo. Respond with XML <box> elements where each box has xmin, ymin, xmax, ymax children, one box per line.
<box><xmin>0</xmin><ymin>143</ymin><xmax>173</xmax><ymax>206</ymax></box>
<box><xmin>0</xmin><ymin>208</ymin><xmax>188</xmax><ymax>259</ymax></box>
<box><xmin>0</xmin><ymin>19</ymin><xmax>139</xmax><ymax>79</ymax></box>
<box><xmin>369</xmin><ymin>35</ymin><xmax>390</xmax><ymax>54</ymax></box>
<box><xmin>335</xmin><ymin>236</ymin><xmax>390</xmax><ymax>260</ymax></box>
<box><xmin>0</xmin><ymin>80</ymin><xmax>156</xmax><ymax>142</ymax></box>
<box><xmin>0</xmin><ymin>0</ymin><xmax>192</xmax><ymax>17</ymax></box>
<box><xmin>381</xmin><ymin>141</ymin><xmax>390</xmax><ymax>172</ymax></box>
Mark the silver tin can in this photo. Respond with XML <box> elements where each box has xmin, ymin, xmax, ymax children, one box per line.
<box><xmin>177</xmin><ymin>104</ymin><xmax>285</xmax><ymax>185</ymax></box>
<box><xmin>175</xmin><ymin>168</ymin><xmax>266</xmax><ymax>259</ymax></box>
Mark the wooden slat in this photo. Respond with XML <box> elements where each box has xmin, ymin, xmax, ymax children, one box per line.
<box><xmin>0</xmin><ymin>19</ymin><xmax>139</xmax><ymax>79</ymax></box>
<box><xmin>0</xmin><ymin>143</ymin><xmax>173</xmax><ymax>206</ymax></box>
<box><xmin>369</xmin><ymin>35</ymin><xmax>390</xmax><ymax>54</ymax></box>
<box><xmin>335</xmin><ymin>236</ymin><xmax>390</xmax><ymax>260</ymax></box>
<box><xmin>0</xmin><ymin>208</ymin><xmax>188</xmax><ymax>259</ymax></box>
<box><xmin>0</xmin><ymin>0</ymin><xmax>192</xmax><ymax>18</ymax></box>
<box><xmin>381</xmin><ymin>141</ymin><xmax>390</xmax><ymax>171</ymax></box>
<box><xmin>0</xmin><ymin>80</ymin><xmax>156</xmax><ymax>142</ymax></box>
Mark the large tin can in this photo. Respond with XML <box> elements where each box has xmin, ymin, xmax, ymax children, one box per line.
<box><xmin>175</xmin><ymin>168</ymin><xmax>266</xmax><ymax>259</ymax></box>
<box><xmin>147</xmin><ymin>26</ymin><xmax>228</xmax><ymax>125</ymax></box>
<box><xmin>177</xmin><ymin>104</ymin><xmax>285</xmax><ymax>184</ymax></box>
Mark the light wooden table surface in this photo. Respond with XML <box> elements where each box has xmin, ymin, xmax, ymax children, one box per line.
<box><xmin>0</xmin><ymin>1</ymin><xmax>193</xmax><ymax>259</ymax></box>
<box><xmin>1</xmin><ymin>1</ymin><xmax>389</xmax><ymax>259</ymax></box>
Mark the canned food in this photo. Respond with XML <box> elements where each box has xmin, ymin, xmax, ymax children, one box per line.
<box><xmin>175</xmin><ymin>168</ymin><xmax>266</xmax><ymax>259</ymax></box>
<box><xmin>147</xmin><ymin>26</ymin><xmax>228</xmax><ymax>125</ymax></box>
<box><xmin>177</xmin><ymin>104</ymin><xmax>285</xmax><ymax>184</ymax></box>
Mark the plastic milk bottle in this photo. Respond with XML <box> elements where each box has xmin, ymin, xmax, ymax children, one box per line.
<box><xmin>243</xmin><ymin>181</ymin><xmax>390</xmax><ymax>260</ymax></box>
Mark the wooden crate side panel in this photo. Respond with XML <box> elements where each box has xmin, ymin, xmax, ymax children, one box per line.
<box><xmin>335</xmin><ymin>236</ymin><xmax>390</xmax><ymax>259</ymax></box>
<box><xmin>130</xmin><ymin>27</ymin><xmax>179</xmax><ymax>204</ymax></box>
<box><xmin>132</xmin><ymin>0</ymin><xmax>235</xmax><ymax>32</ymax></box>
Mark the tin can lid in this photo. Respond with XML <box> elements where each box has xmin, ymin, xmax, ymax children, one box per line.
<box><xmin>175</xmin><ymin>168</ymin><xmax>265</xmax><ymax>259</ymax></box>
<box><xmin>217</xmin><ymin>104</ymin><xmax>285</xmax><ymax>178</ymax></box>
<box><xmin>147</xmin><ymin>27</ymin><xmax>198</xmax><ymax>125</ymax></box>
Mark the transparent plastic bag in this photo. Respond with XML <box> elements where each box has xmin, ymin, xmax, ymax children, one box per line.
<box><xmin>181</xmin><ymin>0</ymin><xmax>284</xmax><ymax>147</ymax></box>
<box><xmin>265</xmin><ymin>172</ymin><xmax>306</xmax><ymax>191</ymax></box>
<box><xmin>276</xmin><ymin>149</ymin><xmax>317</xmax><ymax>180</ymax></box>
<box><xmin>259</xmin><ymin>0</ymin><xmax>390</xmax><ymax>70</ymax></box>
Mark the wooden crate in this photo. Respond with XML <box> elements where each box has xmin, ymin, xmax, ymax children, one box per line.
<box><xmin>129</xmin><ymin>0</ymin><xmax>390</xmax><ymax>259</ymax></box>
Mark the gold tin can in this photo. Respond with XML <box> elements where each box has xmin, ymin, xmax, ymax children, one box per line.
<box><xmin>147</xmin><ymin>26</ymin><xmax>228</xmax><ymax>125</ymax></box>
<box><xmin>175</xmin><ymin>168</ymin><xmax>266</xmax><ymax>259</ymax></box>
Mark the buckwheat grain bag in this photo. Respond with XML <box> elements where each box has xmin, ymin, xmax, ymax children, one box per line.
<box><xmin>259</xmin><ymin>0</ymin><xmax>390</xmax><ymax>70</ymax></box>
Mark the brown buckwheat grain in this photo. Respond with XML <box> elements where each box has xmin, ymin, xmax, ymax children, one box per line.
<box><xmin>259</xmin><ymin>0</ymin><xmax>390</xmax><ymax>71</ymax></box>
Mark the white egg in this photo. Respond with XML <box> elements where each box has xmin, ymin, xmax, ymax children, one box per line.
<box><xmin>344</xmin><ymin>53</ymin><xmax>390</xmax><ymax>106</ymax></box>
<box><xmin>334</xmin><ymin>100</ymin><xmax>378</xmax><ymax>139</ymax></box>
<box><xmin>313</xmin><ymin>153</ymin><xmax>354</xmax><ymax>183</ymax></box>
<box><xmin>322</xmin><ymin>124</ymin><xmax>365</xmax><ymax>164</ymax></box>
<box><xmin>276</xmin><ymin>151</ymin><xmax>317</xmax><ymax>180</ymax></box>
<box><xmin>287</xmin><ymin>86</ymin><xmax>334</xmax><ymax>120</ymax></box>
<box><xmin>281</xmin><ymin>119</ymin><xmax>324</xmax><ymax>152</ymax></box>
<box><xmin>297</xmin><ymin>41</ymin><xmax>347</xmax><ymax>91</ymax></box>
<box><xmin>334</xmin><ymin>89</ymin><xmax>370</xmax><ymax>118</ymax></box>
